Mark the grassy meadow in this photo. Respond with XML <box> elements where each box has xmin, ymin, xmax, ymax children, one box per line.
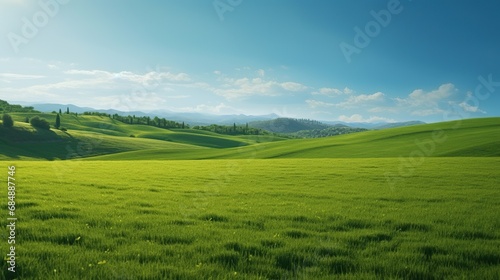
<box><xmin>1</xmin><ymin>158</ymin><xmax>499</xmax><ymax>279</ymax></box>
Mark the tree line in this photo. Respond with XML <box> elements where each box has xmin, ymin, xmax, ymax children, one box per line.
<box><xmin>109</xmin><ymin>113</ymin><xmax>187</xmax><ymax>129</ymax></box>
<box><xmin>0</xmin><ymin>99</ymin><xmax>39</xmax><ymax>113</ymax></box>
<box><xmin>192</xmin><ymin>123</ymin><xmax>269</xmax><ymax>135</ymax></box>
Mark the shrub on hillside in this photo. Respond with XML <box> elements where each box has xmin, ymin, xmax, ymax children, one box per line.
<box><xmin>2</xmin><ymin>113</ymin><xmax>14</xmax><ymax>128</ymax></box>
<box><xmin>30</xmin><ymin>116</ymin><xmax>51</xmax><ymax>130</ymax></box>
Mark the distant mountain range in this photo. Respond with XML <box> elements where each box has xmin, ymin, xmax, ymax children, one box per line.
<box><xmin>249</xmin><ymin>118</ymin><xmax>331</xmax><ymax>133</ymax></box>
<box><xmin>322</xmin><ymin>120</ymin><xmax>426</xmax><ymax>129</ymax></box>
<box><xmin>28</xmin><ymin>102</ymin><xmax>425</xmax><ymax>130</ymax></box>
<box><xmin>30</xmin><ymin>103</ymin><xmax>279</xmax><ymax>126</ymax></box>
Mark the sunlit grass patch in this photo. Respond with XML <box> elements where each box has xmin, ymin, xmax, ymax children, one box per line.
<box><xmin>3</xmin><ymin>158</ymin><xmax>499</xmax><ymax>279</ymax></box>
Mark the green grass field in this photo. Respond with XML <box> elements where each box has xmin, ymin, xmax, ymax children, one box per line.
<box><xmin>1</xmin><ymin>114</ymin><xmax>499</xmax><ymax>161</ymax></box>
<box><xmin>85</xmin><ymin>117</ymin><xmax>500</xmax><ymax>160</ymax></box>
<box><xmin>1</xmin><ymin>159</ymin><xmax>499</xmax><ymax>279</ymax></box>
<box><xmin>1</xmin><ymin>117</ymin><xmax>499</xmax><ymax>279</ymax></box>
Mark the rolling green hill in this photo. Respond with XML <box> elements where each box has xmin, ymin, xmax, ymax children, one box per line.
<box><xmin>86</xmin><ymin>117</ymin><xmax>500</xmax><ymax>160</ymax></box>
<box><xmin>1</xmin><ymin>113</ymin><xmax>499</xmax><ymax>160</ymax></box>
<box><xmin>0</xmin><ymin>113</ymin><xmax>259</xmax><ymax>160</ymax></box>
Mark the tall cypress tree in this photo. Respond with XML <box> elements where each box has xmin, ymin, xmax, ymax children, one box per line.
<box><xmin>55</xmin><ymin>113</ymin><xmax>61</xmax><ymax>129</ymax></box>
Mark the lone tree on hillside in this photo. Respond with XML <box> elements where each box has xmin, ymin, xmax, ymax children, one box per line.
<box><xmin>55</xmin><ymin>113</ymin><xmax>61</xmax><ymax>129</ymax></box>
<box><xmin>59</xmin><ymin>109</ymin><xmax>62</xmax><ymax>114</ymax></box>
<box><xmin>66</xmin><ymin>107</ymin><xmax>70</xmax><ymax>114</ymax></box>
<box><xmin>2</xmin><ymin>114</ymin><xmax>14</xmax><ymax>128</ymax></box>
<box><xmin>30</xmin><ymin>116</ymin><xmax>51</xmax><ymax>130</ymax></box>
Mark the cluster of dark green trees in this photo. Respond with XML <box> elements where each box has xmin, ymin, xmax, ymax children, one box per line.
<box><xmin>292</xmin><ymin>126</ymin><xmax>368</xmax><ymax>138</ymax></box>
<box><xmin>192</xmin><ymin>123</ymin><xmax>268</xmax><ymax>135</ymax></box>
<box><xmin>109</xmin><ymin>113</ymin><xmax>187</xmax><ymax>129</ymax></box>
<box><xmin>2</xmin><ymin>114</ymin><xmax>14</xmax><ymax>128</ymax></box>
<box><xmin>1</xmin><ymin>114</ymin><xmax>52</xmax><ymax>130</ymax></box>
<box><xmin>249</xmin><ymin>118</ymin><xmax>331</xmax><ymax>134</ymax></box>
<box><xmin>29</xmin><ymin>116</ymin><xmax>51</xmax><ymax>130</ymax></box>
<box><xmin>0</xmin><ymin>100</ymin><xmax>54</xmax><ymax>130</ymax></box>
<box><xmin>0</xmin><ymin>100</ymin><xmax>39</xmax><ymax>113</ymax></box>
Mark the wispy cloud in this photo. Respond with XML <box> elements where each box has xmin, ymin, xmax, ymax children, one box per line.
<box><xmin>456</xmin><ymin>92</ymin><xmax>486</xmax><ymax>114</ymax></box>
<box><xmin>395</xmin><ymin>83</ymin><xmax>457</xmax><ymax>116</ymax></box>
<box><xmin>213</xmin><ymin>74</ymin><xmax>308</xmax><ymax>99</ymax></box>
<box><xmin>0</xmin><ymin>73</ymin><xmax>45</xmax><ymax>80</ymax></box>
<box><xmin>178</xmin><ymin>103</ymin><xmax>241</xmax><ymax>114</ymax></box>
<box><xmin>396</xmin><ymin>83</ymin><xmax>455</xmax><ymax>107</ymax></box>
<box><xmin>338</xmin><ymin>114</ymin><xmax>396</xmax><ymax>123</ymax></box>
<box><xmin>312</xmin><ymin>87</ymin><xmax>354</xmax><ymax>96</ymax></box>
<box><xmin>0</xmin><ymin>58</ymin><xmax>486</xmax><ymax>121</ymax></box>
<box><xmin>334</xmin><ymin>92</ymin><xmax>386</xmax><ymax>109</ymax></box>
<box><xmin>65</xmin><ymin>69</ymin><xmax>191</xmax><ymax>84</ymax></box>
<box><xmin>305</xmin><ymin>99</ymin><xmax>335</xmax><ymax>108</ymax></box>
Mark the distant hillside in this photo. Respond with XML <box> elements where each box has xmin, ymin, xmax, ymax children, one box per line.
<box><xmin>373</xmin><ymin>121</ymin><xmax>426</xmax><ymax>130</ymax></box>
<box><xmin>293</xmin><ymin>126</ymin><xmax>368</xmax><ymax>138</ymax></box>
<box><xmin>0</xmin><ymin>112</ymin><xmax>288</xmax><ymax>160</ymax></box>
<box><xmin>31</xmin><ymin>103</ymin><xmax>279</xmax><ymax>126</ymax></box>
<box><xmin>88</xmin><ymin>117</ymin><xmax>500</xmax><ymax>160</ymax></box>
<box><xmin>0</xmin><ymin>99</ymin><xmax>40</xmax><ymax>113</ymax></box>
<box><xmin>322</xmin><ymin>120</ymin><xmax>426</xmax><ymax>129</ymax></box>
<box><xmin>249</xmin><ymin>118</ymin><xmax>331</xmax><ymax>133</ymax></box>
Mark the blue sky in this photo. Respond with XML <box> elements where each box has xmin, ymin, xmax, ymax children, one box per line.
<box><xmin>1</xmin><ymin>0</ymin><xmax>499</xmax><ymax>123</ymax></box>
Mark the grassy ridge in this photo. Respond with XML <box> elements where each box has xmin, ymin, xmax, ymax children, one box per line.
<box><xmin>88</xmin><ymin>117</ymin><xmax>500</xmax><ymax>160</ymax></box>
<box><xmin>1</xmin><ymin>116</ymin><xmax>499</xmax><ymax>160</ymax></box>
<box><xmin>2</xmin><ymin>158</ymin><xmax>499</xmax><ymax>279</ymax></box>
<box><xmin>0</xmin><ymin>121</ymin><xmax>207</xmax><ymax>160</ymax></box>
<box><xmin>1</xmin><ymin>114</ymin><xmax>275</xmax><ymax>160</ymax></box>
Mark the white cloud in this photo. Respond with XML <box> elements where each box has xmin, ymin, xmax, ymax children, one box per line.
<box><xmin>0</xmin><ymin>66</ymin><xmax>196</xmax><ymax>110</ymax></box>
<box><xmin>343</xmin><ymin>87</ymin><xmax>354</xmax><ymax>94</ymax></box>
<box><xmin>179</xmin><ymin>103</ymin><xmax>240</xmax><ymax>115</ymax></box>
<box><xmin>395</xmin><ymin>83</ymin><xmax>457</xmax><ymax>116</ymax></box>
<box><xmin>459</xmin><ymin>102</ymin><xmax>486</xmax><ymax>113</ymax></box>
<box><xmin>347</xmin><ymin>92</ymin><xmax>384</xmax><ymax>103</ymax></box>
<box><xmin>397</xmin><ymin>83</ymin><xmax>455</xmax><ymax>107</ymax></box>
<box><xmin>214</xmin><ymin>75</ymin><xmax>307</xmax><ymax>99</ymax></box>
<box><xmin>454</xmin><ymin>91</ymin><xmax>487</xmax><ymax>114</ymax></box>
<box><xmin>257</xmin><ymin>69</ymin><xmax>265</xmax><ymax>77</ymax></box>
<box><xmin>331</xmin><ymin>92</ymin><xmax>385</xmax><ymax>108</ymax></box>
<box><xmin>94</xmin><ymin>93</ymin><xmax>167</xmax><ymax>111</ymax></box>
<box><xmin>65</xmin><ymin>69</ymin><xmax>191</xmax><ymax>83</ymax></box>
<box><xmin>0</xmin><ymin>73</ymin><xmax>45</xmax><ymax>80</ymax></box>
<box><xmin>319</xmin><ymin>88</ymin><xmax>342</xmax><ymax>95</ymax></box>
<box><xmin>306</xmin><ymin>99</ymin><xmax>335</xmax><ymax>108</ymax></box>
<box><xmin>281</xmin><ymin>82</ymin><xmax>307</xmax><ymax>91</ymax></box>
<box><xmin>338</xmin><ymin>114</ymin><xmax>396</xmax><ymax>123</ymax></box>
<box><xmin>313</xmin><ymin>87</ymin><xmax>354</xmax><ymax>96</ymax></box>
